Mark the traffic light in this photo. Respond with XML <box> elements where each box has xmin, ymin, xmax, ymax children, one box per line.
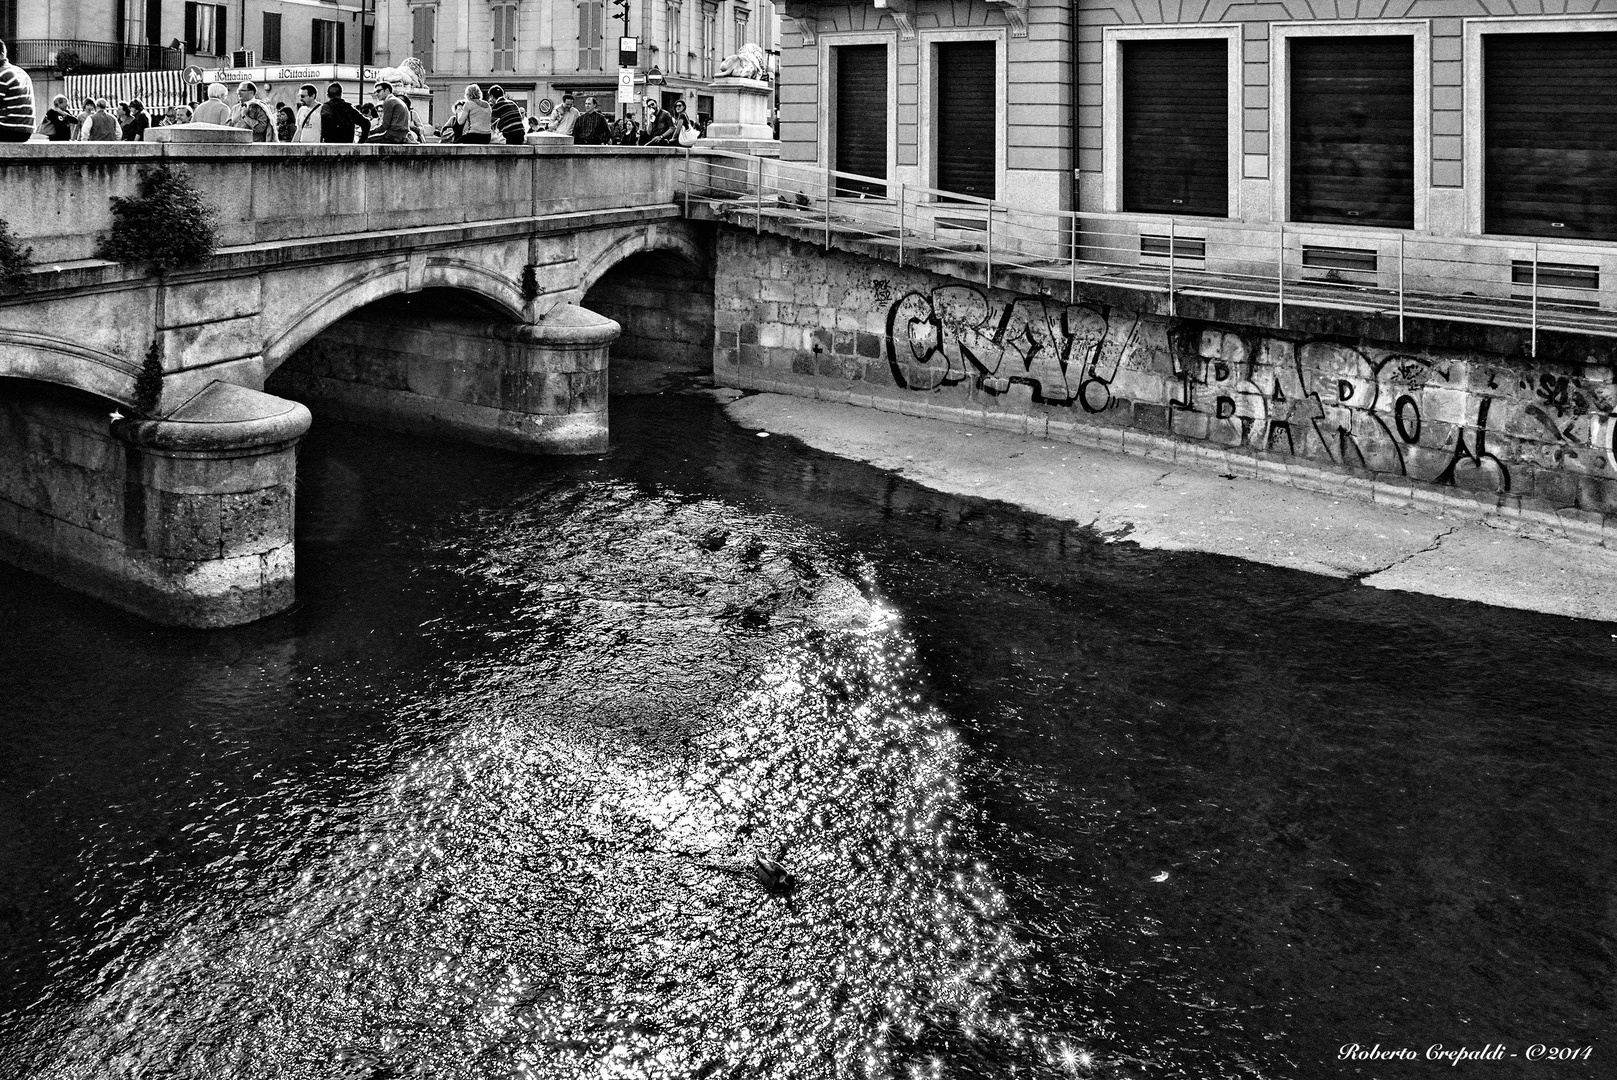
<box><xmin>612</xmin><ymin>0</ymin><xmax>631</xmax><ymax>30</ymax></box>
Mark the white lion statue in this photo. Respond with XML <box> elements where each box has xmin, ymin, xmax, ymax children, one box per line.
<box><xmin>716</xmin><ymin>42</ymin><xmax>769</xmax><ymax>81</ymax></box>
<box><xmin>374</xmin><ymin>57</ymin><xmax>428</xmax><ymax>88</ymax></box>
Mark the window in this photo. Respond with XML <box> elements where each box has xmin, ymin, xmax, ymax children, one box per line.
<box><xmin>312</xmin><ymin>19</ymin><xmax>345</xmax><ymax>63</ymax></box>
<box><xmin>185</xmin><ymin>3</ymin><xmax>228</xmax><ymax>56</ymax></box>
<box><xmin>0</xmin><ymin>1</ymin><xmax>14</xmax><ymax>43</ymax></box>
<box><xmin>578</xmin><ymin>0</ymin><xmax>604</xmax><ymax>70</ymax></box>
<box><xmin>124</xmin><ymin>3</ymin><xmax>146</xmax><ymax>49</ymax></box>
<box><xmin>700</xmin><ymin>2</ymin><xmax>717</xmax><ymax>79</ymax></box>
<box><xmin>665</xmin><ymin>2</ymin><xmax>682</xmax><ymax>74</ymax></box>
<box><xmin>734</xmin><ymin>6</ymin><xmax>749</xmax><ymax>48</ymax></box>
<box><xmin>412</xmin><ymin>5</ymin><xmax>436</xmax><ymax>73</ymax></box>
<box><xmin>1289</xmin><ymin>36</ymin><xmax>1413</xmax><ymax>229</ymax></box>
<box><xmin>1121</xmin><ymin>39</ymin><xmax>1229</xmax><ymax>217</ymax></box>
<box><xmin>492</xmin><ymin>3</ymin><xmax>517</xmax><ymax>72</ymax></box>
<box><xmin>262</xmin><ymin>13</ymin><xmax>282</xmax><ymax>62</ymax></box>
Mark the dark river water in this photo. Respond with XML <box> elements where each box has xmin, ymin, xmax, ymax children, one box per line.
<box><xmin>0</xmin><ymin>391</ymin><xmax>1612</xmax><ymax>1079</ymax></box>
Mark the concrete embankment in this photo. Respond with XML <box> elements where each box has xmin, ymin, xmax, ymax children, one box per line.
<box><xmin>725</xmin><ymin>392</ymin><xmax>1617</xmax><ymax>624</ymax></box>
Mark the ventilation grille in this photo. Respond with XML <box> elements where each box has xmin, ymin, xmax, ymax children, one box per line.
<box><xmin>1140</xmin><ymin>234</ymin><xmax>1207</xmax><ymax>261</ymax></box>
<box><xmin>1510</xmin><ymin>261</ymin><xmax>1599</xmax><ymax>291</ymax></box>
<box><xmin>1301</xmin><ymin>245</ymin><xmax>1378</xmax><ymax>274</ymax></box>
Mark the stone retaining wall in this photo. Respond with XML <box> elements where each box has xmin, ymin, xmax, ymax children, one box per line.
<box><xmin>713</xmin><ymin>229</ymin><xmax>1617</xmax><ymax>544</ymax></box>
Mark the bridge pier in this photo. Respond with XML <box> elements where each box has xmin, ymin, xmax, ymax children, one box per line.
<box><xmin>0</xmin><ymin>379</ymin><xmax>310</xmax><ymax>628</ymax></box>
<box><xmin>269</xmin><ymin>302</ymin><xmax>619</xmax><ymax>456</ymax></box>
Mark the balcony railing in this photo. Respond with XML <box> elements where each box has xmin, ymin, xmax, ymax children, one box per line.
<box><xmin>680</xmin><ymin>147</ymin><xmax>1617</xmax><ymax>356</ymax></box>
<box><xmin>11</xmin><ymin>39</ymin><xmax>184</xmax><ymax>74</ymax></box>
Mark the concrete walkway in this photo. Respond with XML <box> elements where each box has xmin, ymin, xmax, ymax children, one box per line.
<box><xmin>723</xmin><ymin>392</ymin><xmax>1617</xmax><ymax>624</ymax></box>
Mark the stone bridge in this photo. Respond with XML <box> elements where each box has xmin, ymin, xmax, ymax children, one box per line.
<box><xmin>1</xmin><ymin>144</ymin><xmax>713</xmax><ymax>626</ymax></box>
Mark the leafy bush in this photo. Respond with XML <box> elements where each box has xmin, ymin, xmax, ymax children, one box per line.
<box><xmin>95</xmin><ymin>167</ymin><xmax>217</xmax><ymax>274</ymax></box>
<box><xmin>132</xmin><ymin>338</ymin><xmax>165</xmax><ymax>418</ymax></box>
<box><xmin>0</xmin><ymin>219</ymin><xmax>33</xmax><ymax>292</ymax></box>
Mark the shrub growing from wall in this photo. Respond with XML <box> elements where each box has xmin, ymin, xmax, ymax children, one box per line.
<box><xmin>95</xmin><ymin>167</ymin><xmax>217</xmax><ymax>275</ymax></box>
<box><xmin>0</xmin><ymin>219</ymin><xmax>33</xmax><ymax>292</ymax></box>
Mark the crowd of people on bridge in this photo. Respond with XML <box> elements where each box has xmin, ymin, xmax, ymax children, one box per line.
<box><xmin>1</xmin><ymin>38</ymin><xmax>703</xmax><ymax>148</ymax></box>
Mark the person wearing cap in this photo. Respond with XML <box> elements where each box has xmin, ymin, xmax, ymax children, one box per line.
<box><xmin>0</xmin><ymin>38</ymin><xmax>36</xmax><ymax>142</ymax></box>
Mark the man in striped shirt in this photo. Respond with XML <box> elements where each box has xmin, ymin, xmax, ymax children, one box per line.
<box><xmin>0</xmin><ymin>40</ymin><xmax>37</xmax><ymax>143</ymax></box>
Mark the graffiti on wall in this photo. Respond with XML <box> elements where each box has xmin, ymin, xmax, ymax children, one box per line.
<box><xmin>884</xmin><ymin>286</ymin><xmax>1169</xmax><ymax>413</ymax></box>
<box><xmin>883</xmin><ymin>285</ymin><xmax>1617</xmax><ymax>504</ymax></box>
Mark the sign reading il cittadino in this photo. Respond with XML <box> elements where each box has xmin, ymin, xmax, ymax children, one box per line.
<box><xmin>204</xmin><ymin>65</ymin><xmax>384</xmax><ymax>85</ymax></box>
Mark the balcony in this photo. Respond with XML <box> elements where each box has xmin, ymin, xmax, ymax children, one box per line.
<box><xmin>11</xmin><ymin>40</ymin><xmax>184</xmax><ymax>75</ymax></box>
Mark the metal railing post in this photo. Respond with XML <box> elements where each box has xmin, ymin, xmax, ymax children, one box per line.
<box><xmin>1069</xmin><ymin>213</ymin><xmax>1078</xmax><ymax>304</ymax></box>
<box><xmin>1276</xmin><ymin>222</ymin><xmax>1285</xmax><ymax>330</ymax></box>
<box><xmin>1168</xmin><ymin>217</ymin><xmax>1177</xmax><ymax>317</ymax></box>
<box><xmin>985</xmin><ymin>204</ymin><xmax>994</xmax><ymax>287</ymax></box>
<box><xmin>755</xmin><ymin>157</ymin><xmax>763</xmax><ymax>234</ymax></box>
<box><xmin>897</xmin><ymin>182</ymin><xmax>905</xmax><ymax>268</ymax></box>
<box><xmin>1532</xmin><ymin>242</ymin><xmax>1540</xmax><ymax>358</ymax></box>
<box><xmin>824</xmin><ymin>163</ymin><xmax>832</xmax><ymax>250</ymax></box>
<box><xmin>682</xmin><ymin>148</ymin><xmax>691</xmax><ymax>217</ymax></box>
<box><xmin>1398</xmin><ymin>232</ymin><xmax>1406</xmax><ymax>343</ymax></box>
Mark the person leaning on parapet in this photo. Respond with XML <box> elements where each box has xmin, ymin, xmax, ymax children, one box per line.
<box><xmin>0</xmin><ymin>38</ymin><xmax>35</xmax><ymax>143</ymax></box>
<box><xmin>40</xmin><ymin>95</ymin><xmax>77</xmax><ymax>141</ymax></box>
<box><xmin>551</xmin><ymin>93</ymin><xmax>580</xmax><ymax>139</ymax></box>
<box><xmin>319</xmin><ymin>83</ymin><xmax>370</xmax><ymax>144</ymax></box>
<box><xmin>192</xmin><ymin>82</ymin><xmax>231</xmax><ymax>125</ymax></box>
<box><xmin>457</xmin><ymin>85</ymin><xmax>492</xmax><ymax>145</ymax></box>
<box><xmin>292</xmin><ymin>83</ymin><xmax>323</xmax><ymax>143</ymax></box>
<box><xmin>84</xmin><ymin>99</ymin><xmax>120</xmax><ymax>141</ymax></box>
<box><xmin>573</xmin><ymin>95</ymin><xmax>612</xmax><ymax>146</ymax></box>
<box><xmin>365</xmin><ymin>82</ymin><xmax>410</xmax><ymax>144</ymax></box>
<box><xmin>487</xmin><ymin>85</ymin><xmax>526</xmax><ymax>145</ymax></box>
<box><xmin>641</xmin><ymin>97</ymin><xmax>675</xmax><ymax>146</ymax></box>
<box><xmin>233</xmin><ymin>82</ymin><xmax>277</xmax><ymax>142</ymax></box>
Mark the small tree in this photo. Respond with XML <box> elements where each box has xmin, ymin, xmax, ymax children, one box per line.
<box><xmin>0</xmin><ymin>219</ymin><xmax>33</xmax><ymax>292</ymax></box>
<box><xmin>95</xmin><ymin>167</ymin><xmax>218</xmax><ymax>275</ymax></box>
<box><xmin>131</xmin><ymin>338</ymin><xmax>166</xmax><ymax>418</ymax></box>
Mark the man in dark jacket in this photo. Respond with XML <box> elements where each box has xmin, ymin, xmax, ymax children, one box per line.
<box><xmin>487</xmin><ymin>85</ymin><xmax>526</xmax><ymax>145</ymax></box>
<box><xmin>319</xmin><ymin>82</ymin><xmax>370</xmax><ymax>143</ymax></box>
<box><xmin>573</xmin><ymin>95</ymin><xmax>612</xmax><ymax>145</ymax></box>
<box><xmin>641</xmin><ymin>97</ymin><xmax>673</xmax><ymax>145</ymax></box>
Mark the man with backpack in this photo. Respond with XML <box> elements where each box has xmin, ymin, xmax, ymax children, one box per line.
<box><xmin>319</xmin><ymin>83</ymin><xmax>370</xmax><ymax>144</ymax></box>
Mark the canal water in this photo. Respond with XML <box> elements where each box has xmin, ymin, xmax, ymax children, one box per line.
<box><xmin>0</xmin><ymin>391</ymin><xmax>1611</xmax><ymax>1079</ymax></box>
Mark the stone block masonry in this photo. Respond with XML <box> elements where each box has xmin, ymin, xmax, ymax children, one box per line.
<box><xmin>0</xmin><ymin>380</ymin><xmax>310</xmax><ymax>627</ymax></box>
<box><xmin>713</xmin><ymin>229</ymin><xmax>1617</xmax><ymax>544</ymax></box>
<box><xmin>270</xmin><ymin>304</ymin><xmax>619</xmax><ymax>456</ymax></box>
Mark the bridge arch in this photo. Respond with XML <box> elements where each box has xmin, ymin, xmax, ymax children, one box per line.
<box><xmin>581</xmin><ymin>231</ymin><xmax>715</xmax><ymax>391</ymax></box>
<box><xmin>261</xmin><ymin>260</ymin><xmax>528</xmax><ymax>376</ymax></box>
<box><xmin>576</xmin><ymin>227</ymin><xmax>712</xmax><ymax>301</ymax></box>
<box><xmin>0</xmin><ymin>330</ymin><xmax>142</xmax><ymax>408</ymax></box>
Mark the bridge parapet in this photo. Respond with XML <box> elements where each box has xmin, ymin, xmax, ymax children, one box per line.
<box><xmin>3</xmin><ymin>143</ymin><xmax>686</xmax><ymax>265</ymax></box>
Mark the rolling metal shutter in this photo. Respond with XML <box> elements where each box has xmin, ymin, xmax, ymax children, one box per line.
<box><xmin>1289</xmin><ymin>36</ymin><xmax>1414</xmax><ymax>229</ymax></box>
<box><xmin>1122</xmin><ymin>39</ymin><xmax>1228</xmax><ymax>218</ymax></box>
<box><xmin>834</xmin><ymin>44</ymin><xmax>887</xmax><ymax>197</ymax></box>
<box><xmin>1485</xmin><ymin>32</ymin><xmax>1617</xmax><ymax>241</ymax></box>
<box><xmin>936</xmin><ymin>41</ymin><xmax>997</xmax><ymax>199</ymax></box>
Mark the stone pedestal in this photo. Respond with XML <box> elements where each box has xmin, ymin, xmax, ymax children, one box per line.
<box><xmin>0</xmin><ymin>379</ymin><xmax>310</xmax><ymax>628</ymax></box>
<box><xmin>700</xmin><ymin>77</ymin><xmax>774</xmax><ymax>141</ymax></box>
<box><xmin>269</xmin><ymin>304</ymin><xmax>619</xmax><ymax>456</ymax></box>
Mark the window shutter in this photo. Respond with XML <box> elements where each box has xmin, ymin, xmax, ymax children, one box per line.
<box><xmin>184</xmin><ymin>3</ymin><xmax>196</xmax><ymax>51</ymax></box>
<box><xmin>337</xmin><ymin>21</ymin><xmax>345</xmax><ymax>62</ymax></box>
<box><xmin>216</xmin><ymin>6</ymin><xmax>226</xmax><ymax>55</ymax></box>
<box><xmin>312</xmin><ymin>19</ymin><xmax>321</xmax><ymax>62</ymax></box>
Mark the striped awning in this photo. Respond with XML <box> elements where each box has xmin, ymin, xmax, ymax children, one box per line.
<box><xmin>64</xmin><ymin>70</ymin><xmax>191</xmax><ymax>110</ymax></box>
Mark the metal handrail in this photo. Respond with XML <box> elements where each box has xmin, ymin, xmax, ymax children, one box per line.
<box><xmin>680</xmin><ymin>147</ymin><xmax>1616</xmax><ymax>352</ymax></box>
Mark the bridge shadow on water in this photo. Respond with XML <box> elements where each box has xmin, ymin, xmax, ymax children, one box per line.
<box><xmin>0</xmin><ymin>390</ymin><xmax>1611</xmax><ymax>1079</ymax></box>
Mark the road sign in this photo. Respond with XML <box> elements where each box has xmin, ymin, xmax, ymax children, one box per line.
<box><xmin>617</xmin><ymin>67</ymin><xmax>637</xmax><ymax>105</ymax></box>
<box><xmin>183</xmin><ymin>65</ymin><xmax>204</xmax><ymax>85</ymax></box>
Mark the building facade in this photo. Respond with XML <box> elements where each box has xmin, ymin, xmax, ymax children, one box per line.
<box><xmin>378</xmin><ymin>0</ymin><xmax>778</xmax><ymax>128</ymax></box>
<box><xmin>779</xmin><ymin>1</ymin><xmax>1617</xmax><ymax>275</ymax></box>
<box><xmin>4</xmin><ymin>1</ymin><xmax>374</xmax><ymax>113</ymax></box>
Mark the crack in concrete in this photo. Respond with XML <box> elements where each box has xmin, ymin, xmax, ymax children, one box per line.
<box><xmin>1351</xmin><ymin>525</ymin><xmax>1459</xmax><ymax>583</ymax></box>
